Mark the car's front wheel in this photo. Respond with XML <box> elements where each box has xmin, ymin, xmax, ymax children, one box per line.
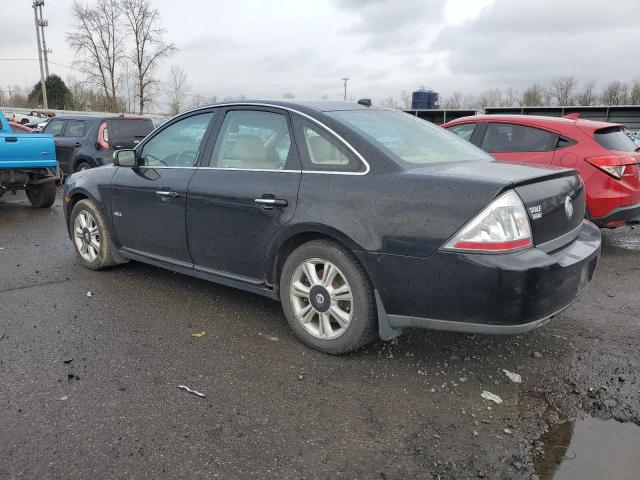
<box><xmin>279</xmin><ymin>240</ymin><xmax>377</xmax><ymax>354</ymax></box>
<box><xmin>70</xmin><ymin>199</ymin><xmax>116</xmax><ymax>270</ymax></box>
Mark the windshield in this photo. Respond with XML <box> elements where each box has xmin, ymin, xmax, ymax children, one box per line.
<box><xmin>328</xmin><ymin>109</ymin><xmax>492</xmax><ymax>167</ymax></box>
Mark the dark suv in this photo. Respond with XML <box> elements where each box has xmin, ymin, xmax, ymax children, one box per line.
<box><xmin>43</xmin><ymin>115</ymin><xmax>154</xmax><ymax>175</ymax></box>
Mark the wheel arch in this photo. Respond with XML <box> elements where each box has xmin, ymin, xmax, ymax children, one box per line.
<box><xmin>264</xmin><ymin>224</ymin><xmax>369</xmax><ymax>297</ymax></box>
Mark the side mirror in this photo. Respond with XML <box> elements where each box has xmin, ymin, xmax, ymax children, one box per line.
<box><xmin>113</xmin><ymin>149</ymin><xmax>137</xmax><ymax>167</ymax></box>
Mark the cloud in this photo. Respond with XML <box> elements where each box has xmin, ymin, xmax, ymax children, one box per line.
<box><xmin>433</xmin><ymin>0</ymin><xmax>640</xmax><ymax>91</ymax></box>
<box><xmin>334</xmin><ymin>0</ymin><xmax>446</xmax><ymax>51</ymax></box>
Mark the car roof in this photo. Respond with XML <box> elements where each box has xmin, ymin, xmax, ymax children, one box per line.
<box><xmin>49</xmin><ymin>115</ymin><xmax>151</xmax><ymax>121</ymax></box>
<box><xmin>188</xmin><ymin>100</ymin><xmax>384</xmax><ymax>114</ymax></box>
<box><xmin>445</xmin><ymin>114</ymin><xmax>621</xmax><ymax>131</ymax></box>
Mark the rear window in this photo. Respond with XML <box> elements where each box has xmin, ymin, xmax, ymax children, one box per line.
<box><xmin>328</xmin><ymin>110</ymin><xmax>491</xmax><ymax>167</ymax></box>
<box><xmin>107</xmin><ymin>118</ymin><xmax>154</xmax><ymax>140</ymax></box>
<box><xmin>593</xmin><ymin>127</ymin><xmax>638</xmax><ymax>152</ymax></box>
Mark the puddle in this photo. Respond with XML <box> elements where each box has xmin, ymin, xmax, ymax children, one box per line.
<box><xmin>534</xmin><ymin>417</ymin><xmax>640</xmax><ymax>480</ymax></box>
<box><xmin>601</xmin><ymin>227</ymin><xmax>640</xmax><ymax>251</ymax></box>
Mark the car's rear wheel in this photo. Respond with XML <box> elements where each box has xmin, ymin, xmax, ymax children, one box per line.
<box><xmin>26</xmin><ymin>182</ymin><xmax>57</xmax><ymax>208</ymax></box>
<box><xmin>75</xmin><ymin>161</ymin><xmax>92</xmax><ymax>172</ymax></box>
<box><xmin>70</xmin><ymin>199</ymin><xmax>116</xmax><ymax>270</ymax></box>
<box><xmin>279</xmin><ymin>240</ymin><xmax>377</xmax><ymax>354</ymax></box>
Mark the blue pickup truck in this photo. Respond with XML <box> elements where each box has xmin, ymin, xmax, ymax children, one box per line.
<box><xmin>0</xmin><ymin>112</ymin><xmax>60</xmax><ymax>208</ymax></box>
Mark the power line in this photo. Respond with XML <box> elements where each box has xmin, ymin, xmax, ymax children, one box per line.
<box><xmin>0</xmin><ymin>58</ymin><xmax>82</xmax><ymax>72</ymax></box>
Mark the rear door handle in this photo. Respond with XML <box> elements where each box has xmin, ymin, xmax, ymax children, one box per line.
<box><xmin>156</xmin><ymin>190</ymin><xmax>180</xmax><ymax>198</ymax></box>
<box><xmin>74</xmin><ymin>142</ymin><xmax>81</xmax><ymax>147</ymax></box>
<box><xmin>254</xmin><ymin>197</ymin><xmax>288</xmax><ymax>208</ymax></box>
<box><xmin>4</xmin><ymin>137</ymin><xmax>18</xmax><ymax>143</ymax></box>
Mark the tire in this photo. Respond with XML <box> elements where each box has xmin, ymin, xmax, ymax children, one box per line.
<box><xmin>279</xmin><ymin>240</ymin><xmax>377</xmax><ymax>354</ymax></box>
<box><xmin>75</xmin><ymin>161</ymin><xmax>92</xmax><ymax>172</ymax></box>
<box><xmin>26</xmin><ymin>182</ymin><xmax>57</xmax><ymax>208</ymax></box>
<box><xmin>70</xmin><ymin>199</ymin><xmax>116</xmax><ymax>270</ymax></box>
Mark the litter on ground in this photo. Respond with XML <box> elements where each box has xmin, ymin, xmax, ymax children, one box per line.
<box><xmin>481</xmin><ymin>390</ymin><xmax>503</xmax><ymax>404</ymax></box>
<box><xmin>502</xmin><ymin>369</ymin><xmax>522</xmax><ymax>383</ymax></box>
<box><xmin>177</xmin><ymin>385</ymin><xmax>206</xmax><ymax>398</ymax></box>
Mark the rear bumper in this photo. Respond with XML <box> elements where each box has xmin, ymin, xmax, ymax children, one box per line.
<box><xmin>591</xmin><ymin>201</ymin><xmax>640</xmax><ymax>227</ymax></box>
<box><xmin>356</xmin><ymin>221</ymin><xmax>601</xmax><ymax>339</ymax></box>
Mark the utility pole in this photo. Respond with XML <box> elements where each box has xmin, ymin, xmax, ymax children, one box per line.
<box><xmin>32</xmin><ymin>0</ymin><xmax>48</xmax><ymax>108</ymax></box>
<box><xmin>342</xmin><ymin>77</ymin><xmax>349</xmax><ymax>101</ymax></box>
<box><xmin>37</xmin><ymin>1</ymin><xmax>51</xmax><ymax>78</ymax></box>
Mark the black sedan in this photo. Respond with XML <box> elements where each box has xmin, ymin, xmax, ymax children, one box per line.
<box><xmin>63</xmin><ymin>101</ymin><xmax>601</xmax><ymax>354</ymax></box>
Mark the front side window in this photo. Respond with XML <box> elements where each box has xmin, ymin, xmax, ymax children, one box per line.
<box><xmin>65</xmin><ymin>120</ymin><xmax>86</xmax><ymax>137</ymax></box>
<box><xmin>209</xmin><ymin>110</ymin><xmax>292</xmax><ymax>170</ymax></box>
<box><xmin>44</xmin><ymin>119</ymin><xmax>65</xmax><ymax>137</ymax></box>
<box><xmin>139</xmin><ymin>113</ymin><xmax>213</xmax><ymax>167</ymax></box>
<box><xmin>328</xmin><ymin>110</ymin><xmax>491</xmax><ymax>167</ymax></box>
<box><xmin>447</xmin><ymin>123</ymin><xmax>477</xmax><ymax>142</ymax></box>
<box><xmin>481</xmin><ymin>123</ymin><xmax>557</xmax><ymax>152</ymax></box>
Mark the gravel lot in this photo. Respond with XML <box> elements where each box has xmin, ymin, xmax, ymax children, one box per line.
<box><xmin>1</xmin><ymin>190</ymin><xmax>638</xmax><ymax>479</ymax></box>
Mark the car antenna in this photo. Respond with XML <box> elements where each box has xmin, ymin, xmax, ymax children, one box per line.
<box><xmin>357</xmin><ymin>98</ymin><xmax>372</xmax><ymax>107</ymax></box>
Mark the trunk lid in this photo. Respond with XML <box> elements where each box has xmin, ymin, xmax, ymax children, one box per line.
<box><xmin>420</xmin><ymin>161</ymin><xmax>585</xmax><ymax>249</ymax></box>
<box><xmin>514</xmin><ymin>171</ymin><xmax>585</xmax><ymax>247</ymax></box>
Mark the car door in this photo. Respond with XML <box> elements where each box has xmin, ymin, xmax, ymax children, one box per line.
<box><xmin>186</xmin><ymin>107</ymin><xmax>302</xmax><ymax>280</ymax></box>
<box><xmin>479</xmin><ymin>122</ymin><xmax>558</xmax><ymax>165</ymax></box>
<box><xmin>110</xmin><ymin>111</ymin><xmax>215</xmax><ymax>264</ymax></box>
<box><xmin>57</xmin><ymin>120</ymin><xmax>87</xmax><ymax>173</ymax></box>
<box><xmin>43</xmin><ymin>119</ymin><xmax>70</xmax><ymax>172</ymax></box>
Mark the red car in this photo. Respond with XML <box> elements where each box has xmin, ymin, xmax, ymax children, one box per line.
<box><xmin>443</xmin><ymin>114</ymin><xmax>640</xmax><ymax>228</ymax></box>
<box><xmin>7</xmin><ymin>120</ymin><xmax>34</xmax><ymax>134</ymax></box>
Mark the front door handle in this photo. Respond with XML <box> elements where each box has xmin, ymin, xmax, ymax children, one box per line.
<box><xmin>156</xmin><ymin>190</ymin><xmax>180</xmax><ymax>198</ymax></box>
<box><xmin>4</xmin><ymin>137</ymin><xmax>18</xmax><ymax>143</ymax></box>
<box><xmin>254</xmin><ymin>197</ymin><xmax>288</xmax><ymax>208</ymax></box>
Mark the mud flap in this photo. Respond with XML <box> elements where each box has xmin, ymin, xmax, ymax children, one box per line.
<box><xmin>375</xmin><ymin>290</ymin><xmax>404</xmax><ymax>341</ymax></box>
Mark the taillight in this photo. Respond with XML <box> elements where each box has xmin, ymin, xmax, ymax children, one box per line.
<box><xmin>442</xmin><ymin>190</ymin><xmax>532</xmax><ymax>253</ymax></box>
<box><xmin>97</xmin><ymin>122</ymin><xmax>109</xmax><ymax>149</ymax></box>
<box><xmin>585</xmin><ymin>155</ymin><xmax>638</xmax><ymax>180</ymax></box>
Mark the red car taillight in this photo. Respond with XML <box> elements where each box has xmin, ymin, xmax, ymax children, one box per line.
<box><xmin>442</xmin><ymin>190</ymin><xmax>533</xmax><ymax>253</ymax></box>
<box><xmin>97</xmin><ymin>122</ymin><xmax>109</xmax><ymax>149</ymax></box>
<box><xmin>585</xmin><ymin>155</ymin><xmax>639</xmax><ymax>180</ymax></box>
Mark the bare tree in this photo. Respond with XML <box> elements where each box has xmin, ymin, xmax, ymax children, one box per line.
<box><xmin>628</xmin><ymin>80</ymin><xmax>640</xmax><ymax>105</ymax></box>
<box><xmin>500</xmin><ymin>87</ymin><xmax>517</xmax><ymax>107</ymax></box>
<box><xmin>67</xmin><ymin>0</ymin><xmax>126</xmax><ymax>112</ymax></box>
<box><xmin>380</xmin><ymin>97</ymin><xmax>400</xmax><ymax>109</ymax></box>
<box><xmin>600</xmin><ymin>81</ymin><xmax>629</xmax><ymax>105</ymax></box>
<box><xmin>189</xmin><ymin>94</ymin><xmax>217</xmax><ymax>108</ymax></box>
<box><xmin>442</xmin><ymin>92</ymin><xmax>463</xmax><ymax>109</ymax></box>
<box><xmin>282</xmin><ymin>92</ymin><xmax>295</xmax><ymax>99</ymax></box>
<box><xmin>475</xmin><ymin>89</ymin><xmax>502</xmax><ymax>109</ymax></box>
<box><xmin>120</xmin><ymin>0</ymin><xmax>176</xmax><ymax>114</ymax></box>
<box><xmin>521</xmin><ymin>83</ymin><xmax>544</xmax><ymax>106</ymax></box>
<box><xmin>575</xmin><ymin>81</ymin><xmax>596</xmax><ymax>106</ymax></box>
<box><xmin>400</xmin><ymin>90</ymin><xmax>411</xmax><ymax>110</ymax></box>
<box><xmin>550</xmin><ymin>76</ymin><xmax>577</xmax><ymax>106</ymax></box>
<box><xmin>165</xmin><ymin>65</ymin><xmax>189</xmax><ymax>115</ymax></box>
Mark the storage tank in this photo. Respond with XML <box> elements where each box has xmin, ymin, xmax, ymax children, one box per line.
<box><xmin>411</xmin><ymin>88</ymin><xmax>439</xmax><ymax>109</ymax></box>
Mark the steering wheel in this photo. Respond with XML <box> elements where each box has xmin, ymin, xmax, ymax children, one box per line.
<box><xmin>175</xmin><ymin>150</ymin><xmax>198</xmax><ymax>166</ymax></box>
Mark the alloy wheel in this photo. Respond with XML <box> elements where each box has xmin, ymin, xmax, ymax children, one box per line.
<box><xmin>289</xmin><ymin>258</ymin><xmax>353</xmax><ymax>340</ymax></box>
<box><xmin>73</xmin><ymin>210</ymin><xmax>101</xmax><ymax>262</ymax></box>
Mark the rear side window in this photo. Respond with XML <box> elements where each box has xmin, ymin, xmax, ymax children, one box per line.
<box><xmin>481</xmin><ymin>123</ymin><xmax>557</xmax><ymax>152</ymax></box>
<box><xmin>447</xmin><ymin>123</ymin><xmax>477</xmax><ymax>142</ymax></box>
<box><xmin>593</xmin><ymin>127</ymin><xmax>638</xmax><ymax>152</ymax></box>
<box><xmin>210</xmin><ymin>110</ymin><xmax>293</xmax><ymax>170</ymax></box>
<box><xmin>44</xmin><ymin>119</ymin><xmax>65</xmax><ymax>136</ymax></box>
<box><xmin>107</xmin><ymin>119</ymin><xmax>154</xmax><ymax>140</ymax></box>
<box><xmin>294</xmin><ymin>118</ymin><xmax>363</xmax><ymax>172</ymax></box>
<box><xmin>65</xmin><ymin>120</ymin><xmax>86</xmax><ymax>137</ymax></box>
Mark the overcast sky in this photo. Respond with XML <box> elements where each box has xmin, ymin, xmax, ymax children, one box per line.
<box><xmin>1</xmin><ymin>0</ymin><xmax>639</xmax><ymax>108</ymax></box>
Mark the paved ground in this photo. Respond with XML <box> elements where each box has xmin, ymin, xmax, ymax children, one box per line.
<box><xmin>1</xmin><ymin>190</ymin><xmax>638</xmax><ymax>480</ymax></box>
